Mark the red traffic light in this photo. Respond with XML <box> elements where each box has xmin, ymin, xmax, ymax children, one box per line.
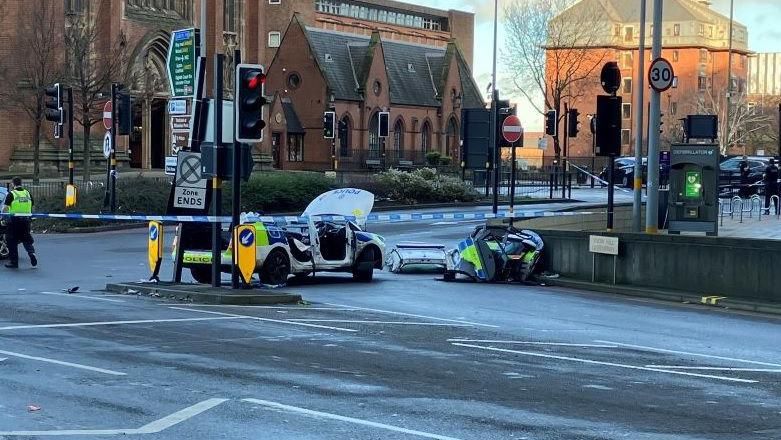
<box><xmin>244</xmin><ymin>71</ymin><xmax>266</xmax><ymax>90</ymax></box>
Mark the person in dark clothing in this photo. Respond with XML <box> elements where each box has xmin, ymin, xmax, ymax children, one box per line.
<box><xmin>2</xmin><ymin>177</ymin><xmax>36</xmax><ymax>268</ymax></box>
<box><xmin>764</xmin><ymin>158</ymin><xmax>780</xmax><ymax>215</ymax></box>
<box><xmin>738</xmin><ymin>155</ymin><xmax>751</xmax><ymax>198</ymax></box>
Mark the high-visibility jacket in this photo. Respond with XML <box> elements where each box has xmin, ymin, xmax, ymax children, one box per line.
<box><xmin>9</xmin><ymin>188</ymin><xmax>32</xmax><ymax>214</ymax></box>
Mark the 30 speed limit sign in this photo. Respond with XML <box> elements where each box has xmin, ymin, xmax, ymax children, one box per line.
<box><xmin>648</xmin><ymin>57</ymin><xmax>675</xmax><ymax>92</ymax></box>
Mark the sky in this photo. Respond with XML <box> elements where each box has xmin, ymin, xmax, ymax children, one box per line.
<box><xmin>414</xmin><ymin>0</ymin><xmax>781</xmax><ymax>131</ymax></box>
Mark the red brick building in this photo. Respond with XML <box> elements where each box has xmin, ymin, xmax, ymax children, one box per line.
<box><xmin>0</xmin><ymin>0</ymin><xmax>475</xmax><ymax>174</ymax></box>
<box><xmin>546</xmin><ymin>0</ymin><xmax>750</xmax><ymax>159</ymax></box>
<box><xmin>264</xmin><ymin>15</ymin><xmax>483</xmax><ymax>171</ymax></box>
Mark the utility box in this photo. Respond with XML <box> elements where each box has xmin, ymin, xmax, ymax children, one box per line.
<box><xmin>668</xmin><ymin>143</ymin><xmax>719</xmax><ymax>236</ymax></box>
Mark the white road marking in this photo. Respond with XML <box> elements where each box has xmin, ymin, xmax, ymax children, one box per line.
<box><xmin>0</xmin><ymin>349</ymin><xmax>125</xmax><ymax>376</ymax></box>
<box><xmin>243</xmin><ymin>398</ymin><xmax>463</xmax><ymax>440</ymax></box>
<box><xmin>0</xmin><ymin>357</ymin><xmax>6</xmax><ymax>362</ymax></box>
<box><xmin>451</xmin><ymin>343</ymin><xmax>757</xmax><ymax>384</ymax></box>
<box><xmin>0</xmin><ymin>316</ymin><xmax>247</xmax><ymax>331</ymax></box>
<box><xmin>157</xmin><ymin>304</ymin><xmax>356</xmax><ymax>311</ymax></box>
<box><xmin>595</xmin><ymin>340</ymin><xmax>781</xmax><ymax>368</ymax></box>
<box><xmin>645</xmin><ymin>365</ymin><xmax>781</xmax><ymax>372</ymax></box>
<box><xmin>167</xmin><ymin>307</ymin><xmax>358</xmax><ymax>332</ymax></box>
<box><xmin>0</xmin><ymin>398</ymin><xmax>228</xmax><ymax>436</ymax></box>
<box><xmin>41</xmin><ymin>291</ymin><xmax>126</xmax><ymax>303</ymax></box>
<box><xmin>322</xmin><ymin>303</ymin><xmax>499</xmax><ymax>328</ymax></box>
<box><xmin>447</xmin><ymin>339</ymin><xmax>617</xmax><ymax>348</ymax></box>
<box><xmin>287</xmin><ymin>319</ymin><xmax>473</xmax><ymax>327</ymax></box>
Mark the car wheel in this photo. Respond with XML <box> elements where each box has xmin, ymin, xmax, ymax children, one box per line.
<box><xmin>190</xmin><ymin>266</ymin><xmax>213</xmax><ymax>284</ymax></box>
<box><xmin>260</xmin><ymin>248</ymin><xmax>291</xmax><ymax>285</ymax></box>
<box><xmin>352</xmin><ymin>247</ymin><xmax>375</xmax><ymax>282</ymax></box>
<box><xmin>443</xmin><ymin>271</ymin><xmax>456</xmax><ymax>282</ymax></box>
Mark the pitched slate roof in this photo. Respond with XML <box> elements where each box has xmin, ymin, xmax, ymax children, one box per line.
<box><xmin>303</xmin><ymin>26</ymin><xmax>484</xmax><ymax>109</ymax></box>
<box><xmin>281</xmin><ymin>98</ymin><xmax>305</xmax><ymax>134</ymax></box>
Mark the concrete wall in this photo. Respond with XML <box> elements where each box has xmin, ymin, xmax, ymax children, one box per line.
<box><xmin>535</xmin><ymin>228</ymin><xmax>781</xmax><ymax>303</ymax></box>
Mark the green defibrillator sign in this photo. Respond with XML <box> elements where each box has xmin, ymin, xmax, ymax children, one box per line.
<box><xmin>684</xmin><ymin>171</ymin><xmax>702</xmax><ymax>198</ymax></box>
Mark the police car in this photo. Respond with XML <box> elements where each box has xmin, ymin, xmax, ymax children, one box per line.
<box><xmin>176</xmin><ymin>188</ymin><xmax>386</xmax><ymax>285</ymax></box>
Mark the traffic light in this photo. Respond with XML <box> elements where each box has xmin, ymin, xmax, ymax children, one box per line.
<box><xmin>235</xmin><ymin>63</ymin><xmax>267</xmax><ymax>143</ymax></box>
<box><xmin>595</xmin><ymin>95</ymin><xmax>622</xmax><ymax>157</ymax></box>
<box><xmin>495</xmin><ymin>99</ymin><xmax>515</xmax><ymax>148</ymax></box>
<box><xmin>378</xmin><ymin>111</ymin><xmax>390</xmax><ymax>138</ymax></box>
<box><xmin>116</xmin><ymin>88</ymin><xmax>132</xmax><ymax>136</ymax></box>
<box><xmin>567</xmin><ymin>108</ymin><xmax>580</xmax><ymax>138</ymax></box>
<box><xmin>323</xmin><ymin>111</ymin><xmax>336</xmax><ymax>139</ymax></box>
<box><xmin>44</xmin><ymin>83</ymin><xmax>63</xmax><ymax>124</ymax></box>
<box><xmin>544</xmin><ymin>109</ymin><xmax>557</xmax><ymax>136</ymax></box>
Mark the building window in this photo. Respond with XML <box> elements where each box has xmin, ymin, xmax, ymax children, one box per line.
<box><xmin>698</xmin><ymin>24</ymin><xmax>705</xmax><ymax>36</ymax></box>
<box><xmin>339</xmin><ymin>116</ymin><xmax>351</xmax><ymax>156</ymax></box>
<box><xmin>393</xmin><ymin>119</ymin><xmax>404</xmax><ymax>151</ymax></box>
<box><xmin>622</xmin><ymin>103</ymin><xmax>632</xmax><ymax>120</ymax></box>
<box><xmin>622</xmin><ymin>77</ymin><xmax>632</xmax><ymax>94</ymax></box>
<box><xmin>445</xmin><ymin>118</ymin><xmax>458</xmax><ymax>158</ymax></box>
<box><xmin>621</xmin><ymin>129</ymin><xmax>631</xmax><ymax>146</ymax></box>
<box><xmin>673</xmin><ymin>24</ymin><xmax>680</xmax><ymax>36</ymax></box>
<box><xmin>421</xmin><ymin>121</ymin><xmax>431</xmax><ymax>154</ymax></box>
<box><xmin>287</xmin><ymin>134</ymin><xmax>304</xmax><ymax>162</ymax></box>
<box><xmin>698</xmin><ymin>75</ymin><xmax>708</xmax><ymax>91</ymax></box>
<box><xmin>699</xmin><ymin>49</ymin><xmax>708</xmax><ymax>63</ymax></box>
<box><xmin>224</xmin><ymin>0</ymin><xmax>238</xmax><ymax>33</ymax></box>
<box><xmin>369</xmin><ymin>112</ymin><xmax>380</xmax><ymax>158</ymax></box>
<box><xmin>670</xmin><ymin>101</ymin><xmax>678</xmax><ymax>116</ymax></box>
<box><xmin>287</xmin><ymin>72</ymin><xmax>301</xmax><ymax>89</ymax></box>
<box><xmin>269</xmin><ymin>0</ymin><xmax>280</xmax><ymax>4</ymax></box>
<box><xmin>373</xmin><ymin>80</ymin><xmax>382</xmax><ymax>96</ymax></box>
<box><xmin>624</xmin><ymin>26</ymin><xmax>633</xmax><ymax>42</ymax></box>
<box><xmin>672</xmin><ymin>50</ymin><xmax>679</xmax><ymax>62</ymax></box>
<box><xmin>709</xmin><ymin>26</ymin><xmax>713</xmax><ymax>37</ymax></box>
<box><xmin>613</xmin><ymin>24</ymin><xmax>621</xmax><ymax>37</ymax></box>
<box><xmin>268</xmin><ymin>31</ymin><xmax>281</xmax><ymax>48</ymax></box>
<box><xmin>622</xmin><ymin>51</ymin><xmax>632</xmax><ymax>69</ymax></box>
<box><xmin>66</xmin><ymin>0</ymin><xmax>85</xmax><ymax>13</ymax></box>
<box><xmin>315</xmin><ymin>0</ymin><xmax>340</xmax><ymax>14</ymax></box>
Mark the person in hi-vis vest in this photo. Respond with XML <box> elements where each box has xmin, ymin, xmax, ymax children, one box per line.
<box><xmin>2</xmin><ymin>177</ymin><xmax>37</xmax><ymax>268</ymax></box>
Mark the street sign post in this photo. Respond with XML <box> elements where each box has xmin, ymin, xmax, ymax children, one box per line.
<box><xmin>649</xmin><ymin>57</ymin><xmax>675</xmax><ymax>93</ymax></box>
<box><xmin>167</xmin><ymin>28</ymin><xmax>198</xmax><ymax>98</ymax></box>
<box><xmin>103</xmin><ymin>101</ymin><xmax>112</xmax><ymax>130</ymax></box>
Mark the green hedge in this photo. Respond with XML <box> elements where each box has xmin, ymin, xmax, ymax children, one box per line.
<box><xmin>372</xmin><ymin>168</ymin><xmax>479</xmax><ymax>204</ymax></box>
<box><xmin>229</xmin><ymin>171</ymin><xmax>336</xmax><ymax>213</ymax></box>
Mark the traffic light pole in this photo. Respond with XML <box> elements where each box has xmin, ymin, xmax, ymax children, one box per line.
<box><xmin>231</xmin><ymin>49</ymin><xmax>242</xmax><ymax>290</ymax></box>
<box><xmin>563</xmin><ymin>104</ymin><xmax>569</xmax><ymax>200</ymax></box>
<box><xmin>110</xmin><ymin>84</ymin><xmax>118</xmax><ymax>213</ymax></box>
<box><xmin>607</xmin><ymin>155</ymin><xmax>615</xmax><ymax>230</ymax></box>
<box><xmin>67</xmin><ymin>87</ymin><xmax>74</xmax><ymax>186</ymax></box>
<box><xmin>645</xmin><ymin>0</ymin><xmax>664</xmax><ymax>234</ymax></box>
<box><xmin>632</xmin><ymin>0</ymin><xmax>647</xmax><ymax>233</ymax></box>
<box><xmin>490</xmin><ymin>89</ymin><xmax>499</xmax><ymax>214</ymax></box>
<box><xmin>212</xmin><ymin>53</ymin><xmax>224</xmax><ymax>288</ymax></box>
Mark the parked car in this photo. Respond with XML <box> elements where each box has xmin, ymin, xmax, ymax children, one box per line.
<box><xmin>599</xmin><ymin>157</ymin><xmax>648</xmax><ymax>188</ymax></box>
<box><xmin>718</xmin><ymin>156</ymin><xmax>772</xmax><ymax>197</ymax></box>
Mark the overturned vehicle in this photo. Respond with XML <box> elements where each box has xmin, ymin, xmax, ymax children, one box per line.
<box><xmin>444</xmin><ymin>224</ymin><xmax>543</xmax><ymax>283</ymax></box>
<box><xmin>176</xmin><ymin>188</ymin><xmax>386</xmax><ymax>285</ymax></box>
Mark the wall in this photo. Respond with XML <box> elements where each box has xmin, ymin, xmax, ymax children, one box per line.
<box><xmin>535</xmin><ymin>228</ymin><xmax>781</xmax><ymax>302</ymax></box>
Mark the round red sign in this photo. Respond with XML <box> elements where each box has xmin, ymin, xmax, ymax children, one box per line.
<box><xmin>103</xmin><ymin>101</ymin><xmax>113</xmax><ymax>130</ymax></box>
<box><xmin>502</xmin><ymin>114</ymin><xmax>523</xmax><ymax>144</ymax></box>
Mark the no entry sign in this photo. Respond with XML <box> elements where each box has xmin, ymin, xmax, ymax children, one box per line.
<box><xmin>502</xmin><ymin>115</ymin><xmax>523</xmax><ymax>144</ymax></box>
<box><xmin>103</xmin><ymin>101</ymin><xmax>112</xmax><ymax>130</ymax></box>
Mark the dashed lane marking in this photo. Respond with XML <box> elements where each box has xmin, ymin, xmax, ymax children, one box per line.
<box><xmin>167</xmin><ymin>306</ymin><xmax>358</xmax><ymax>332</ymax></box>
<box><xmin>595</xmin><ymin>340</ymin><xmax>781</xmax><ymax>368</ymax></box>
<box><xmin>0</xmin><ymin>316</ymin><xmax>248</xmax><ymax>331</ymax></box>
<box><xmin>0</xmin><ymin>349</ymin><xmax>125</xmax><ymax>376</ymax></box>
<box><xmin>41</xmin><ymin>291</ymin><xmax>126</xmax><ymax>303</ymax></box>
<box><xmin>243</xmin><ymin>398</ymin><xmax>463</xmax><ymax>440</ymax></box>
<box><xmin>0</xmin><ymin>398</ymin><xmax>228</xmax><ymax>436</ymax></box>
<box><xmin>450</xmin><ymin>343</ymin><xmax>757</xmax><ymax>383</ymax></box>
<box><xmin>322</xmin><ymin>303</ymin><xmax>499</xmax><ymax>328</ymax></box>
<box><xmin>447</xmin><ymin>339</ymin><xmax>617</xmax><ymax>348</ymax></box>
<box><xmin>645</xmin><ymin>365</ymin><xmax>781</xmax><ymax>372</ymax></box>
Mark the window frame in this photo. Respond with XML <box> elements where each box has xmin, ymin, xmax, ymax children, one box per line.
<box><xmin>287</xmin><ymin>133</ymin><xmax>305</xmax><ymax>162</ymax></box>
<box><xmin>268</xmin><ymin>31</ymin><xmax>281</xmax><ymax>48</ymax></box>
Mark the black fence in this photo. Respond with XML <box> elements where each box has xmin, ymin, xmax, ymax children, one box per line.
<box><xmin>16</xmin><ymin>176</ymin><xmax>171</xmax><ymax>201</ymax></box>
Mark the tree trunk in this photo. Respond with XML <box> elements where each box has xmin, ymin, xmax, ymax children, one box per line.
<box><xmin>32</xmin><ymin>119</ymin><xmax>41</xmax><ymax>185</ymax></box>
<box><xmin>83</xmin><ymin>123</ymin><xmax>91</xmax><ymax>181</ymax></box>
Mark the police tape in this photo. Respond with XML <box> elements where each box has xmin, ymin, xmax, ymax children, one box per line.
<box><xmin>0</xmin><ymin>209</ymin><xmax>601</xmax><ymax>224</ymax></box>
<box><xmin>567</xmin><ymin>163</ymin><xmax>634</xmax><ymax>193</ymax></box>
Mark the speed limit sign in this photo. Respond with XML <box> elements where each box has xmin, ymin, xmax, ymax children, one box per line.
<box><xmin>648</xmin><ymin>57</ymin><xmax>675</xmax><ymax>92</ymax></box>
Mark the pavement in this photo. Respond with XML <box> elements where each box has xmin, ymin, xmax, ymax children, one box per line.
<box><xmin>0</xmin><ymin>198</ymin><xmax>780</xmax><ymax>439</ymax></box>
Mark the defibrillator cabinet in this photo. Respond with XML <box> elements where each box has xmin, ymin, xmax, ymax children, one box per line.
<box><xmin>668</xmin><ymin>143</ymin><xmax>719</xmax><ymax>236</ymax></box>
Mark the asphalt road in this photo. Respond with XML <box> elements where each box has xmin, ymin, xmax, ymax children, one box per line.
<box><xmin>1</xmin><ymin>202</ymin><xmax>780</xmax><ymax>439</ymax></box>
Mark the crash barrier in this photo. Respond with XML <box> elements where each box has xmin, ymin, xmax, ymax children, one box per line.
<box><xmin>537</xmin><ymin>229</ymin><xmax>781</xmax><ymax>303</ymax></box>
<box><xmin>0</xmin><ymin>209</ymin><xmax>603</xmax><ymax>225</ymax></box>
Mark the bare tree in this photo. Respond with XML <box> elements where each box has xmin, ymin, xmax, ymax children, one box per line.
<box><xmin>64</xmin><ymin>8</ymin><xmax>127</xmax><ymax>181</ymax></box>
<box><xmin>503</xmin><ymin>0</ymin><xmax>608</xmax><ymax>159</ymax></box>
<box><xmin>0</xmin><ymin>0</ymin><xmax>63</xmax><ymax>183</ymax></box>
<box><xmin>694</xmin><ymin>87</ymin><xmax>773</xmax><ymax>155</ymax></box>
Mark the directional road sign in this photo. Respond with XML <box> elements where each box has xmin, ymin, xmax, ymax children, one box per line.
<box><xmin>502</xmin><ymin>114</ymin><xmax>523</xmax><ymax>144</ymax></box>
<box><xmin>167</xmin><ymin>28</ymin><xmax>197</xmax><ymax>98</ymax></box>
<box><xmin>649</xmin><ymin>58</ymin><xmax>675</xmax><ymax>92</ymax></box>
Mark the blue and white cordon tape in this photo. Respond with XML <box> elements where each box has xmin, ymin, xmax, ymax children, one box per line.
<box><xmin>0</xmin><ymin>209</ymin><xmax>600</xmax><ymax>224</ymax></box>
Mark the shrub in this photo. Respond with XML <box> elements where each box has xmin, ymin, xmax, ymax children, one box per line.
<box><xmin>425</xmin><ymin>151</ymin><xmax>441</xmax><ymax>167</ymax></box>
<box><xmin>439</xmin><ymin>156</ymin><xmax>452</xmax><ymax>166</ymax></box>
<box><xmin>371</xmin><ymin>168</ymin><xmax>478</xmax><ymax>204</ymax></box>
<box><xmin>232</xmin><ymin>171</ymin><xmax>336</xmax><ymax>213</ymax></box>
